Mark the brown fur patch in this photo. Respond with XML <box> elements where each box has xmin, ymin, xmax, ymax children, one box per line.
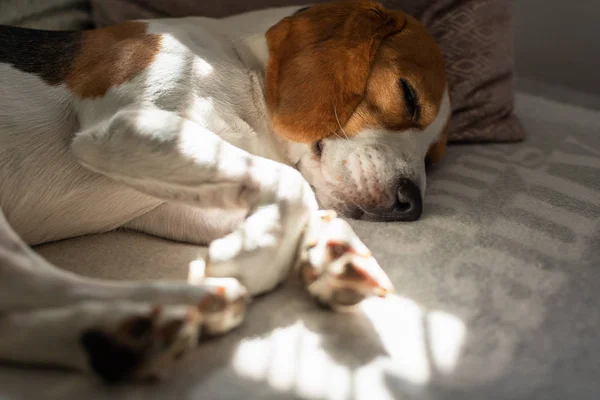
<box><xmin>197</xmin><ymin>294</ymin><xmax>227</xmax><ymax>313</ymax></box>
<box><xmin>426</xmin><ymin>120</ymin><xmax>449</xmax><ymax>164</ymax></box>
<box><xmin>327</xmin><ymin>241</ymin><xmax>352</xmax><ymax>260</ymax></box>
<box><xmin>299</xmin><ymin>262</ymin><xmax>319</xmax><ymax>285</ymax></box>
<box><xmin>65</xmin><ymin>22</ymin><xmax>161</xmax><ymax>98</ymax></box>
<box><xmin>265</xmin><ymin>0</ymin><xmax>448</xmax><ymax>148</ymax></box>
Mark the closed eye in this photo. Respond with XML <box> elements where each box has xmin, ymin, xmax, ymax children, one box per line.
<box><xmin>399</xmin><ymin>79</ymin><xmax>420</xmax><ymax>121</ymax></box>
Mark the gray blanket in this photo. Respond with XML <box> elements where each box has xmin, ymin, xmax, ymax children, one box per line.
<box><xmin>0</xmin><ymin>92</ymin><xmax>599</xmax><ymax>399</ymax></box>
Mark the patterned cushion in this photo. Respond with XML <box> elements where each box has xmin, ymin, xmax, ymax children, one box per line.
<box><xmin>90</xmin><ymin>0</ymin><xmax>525</xmax><ymax>143</ymax></box>
<box><xmin>397</xmin><ymin>0</ymin><xmax>525</xmax><ymax>143</ymax></box>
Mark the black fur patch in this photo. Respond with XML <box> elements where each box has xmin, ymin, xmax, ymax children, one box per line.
<box><xmin>0</xmin><ymin>25</ymin><xmax>83</xmax><ymax>85</ymax></box>
<box><xmin>80</xmin><ymin>329</ymin><xmax>145</xmax><ymax>384</ymax></box>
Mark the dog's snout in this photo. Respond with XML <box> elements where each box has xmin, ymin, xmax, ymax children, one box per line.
<box><xmin>393</xmin><ymin>178</ymin><xmax>422</xmax><ymax>221</ymax></box>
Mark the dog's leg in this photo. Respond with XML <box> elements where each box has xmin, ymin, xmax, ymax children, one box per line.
<box><xmin>0</xmin><ymin>207</ymin><xmax>246</xmax><ymax>378</ymax></box>
<box><xmin>0</xmin><ymin>301</ymin><xmax>201</xmax><ymax>383</ymax></box>
<box><xmin>127</xmin><ymin>204</ymin><xmax>395</xmax><ymax>310</ymax></box>
<box><xmin>71</xmin><ymin>107</ymin><xmax>317</xmax><ymax>296</ymax></box>
<box><xmin>124</xmin><ymin>203</ymin><xmax>245</xmax><ymax>245</ymax></box>
<box><xmin>0</xmin><ymin>207</ymin><xmax>247</xmax><ymax>318</ymax></box>
<box><xmin>71</xmin><ymin>107</ymin><xmax>393</xmax><ymax>303</ymax></box>
<box><xmin>0</xmin><ymin>206</ymin><xmax>87</xmax><ymax>311</ymax></box>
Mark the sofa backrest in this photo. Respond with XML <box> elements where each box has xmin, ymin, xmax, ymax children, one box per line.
<box><xmin>514</xmin><ymin>0</ymin><xmax>600</xmax><ymax>98</ymax></box>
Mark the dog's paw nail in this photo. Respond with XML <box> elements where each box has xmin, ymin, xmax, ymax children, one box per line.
<box><xmin>317</xmin><ymin>209</ymin><xmax>337</xmax><ymax>222</ymax></box>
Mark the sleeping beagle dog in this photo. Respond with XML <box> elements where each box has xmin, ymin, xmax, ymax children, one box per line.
<box><xmin>0</xmin><ymin>0</ymin><xmax>450</xmax><ymax>382</ymax></box>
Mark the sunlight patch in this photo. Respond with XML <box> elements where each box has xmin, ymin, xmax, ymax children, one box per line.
<box><xmin>360</xmin><ymin>296</ymin><xmax>431</xmax><ymax>384</ymax></box>
<box><xmin>427</xmin><ymin>310</ymin><xmax>466</xmax><ymax>373</ymax></box>
<box><xmin>232</xmin><ymin>295</ymin><xmax>466</xmax><ymax>398</ymax></box>
<box><xmin>360</xmin><ymin>295</ymin><xmax>466</xmax><ymax>383</ymax></box>
<box><xmin>194</xmin><ymin>57</ymin><xmax>214</xmax><ymax>76</ymax></box>
<box><xmin>232</xmin><ymin>321</ymin><xmax>351</xmax><ymax>398</ymax></box>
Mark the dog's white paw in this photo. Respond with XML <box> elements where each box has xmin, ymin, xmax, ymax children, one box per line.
<box><xmin>194</xmin><ymin>277</ymin><xmax>249</xmax><ymax>336</ymax></box>
<box><xmin>81</xmin><ymin>304</ymin><xmax>201</xmax><ymax>383</ymax></box>
<box><xmin>298</xmin><ymin>211</ymin><xmax>394</xmax><ymax>311</ymax></box>
<box><xmin>80</xmin><ymin>276</ymin><xmax>248</xmax><ymax>383</ymax></box>
<box><xmin>187</xmin><ymin>264</ymin><xmax>249</xmax><ymax>336</ymax></box>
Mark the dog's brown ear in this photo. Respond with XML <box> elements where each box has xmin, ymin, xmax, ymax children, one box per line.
<box><xmin>426</xmin><ymin>123</ymin><xmax>449</xmax><ymax>164</ymax></box>
<box><xmin>265</xmin><ymin>1</ymin><xmax>405</xmax><ymax>143</ymax></box>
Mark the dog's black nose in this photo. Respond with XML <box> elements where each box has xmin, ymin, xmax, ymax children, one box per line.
<box><xmin>392</xmin><ymin>178</ymin><xmax>422</xmax><ymax>221</ymax></box>
<box><xmin>359</xmin><ymin>178</ymin><xmax>423</xmax><ymax>222</ymax></box>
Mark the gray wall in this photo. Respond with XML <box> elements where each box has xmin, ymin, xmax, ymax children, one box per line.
<box><xmin>513</xmin><ymin>0</ymin><xmax>600</xmax><ymax>96</ymax></box>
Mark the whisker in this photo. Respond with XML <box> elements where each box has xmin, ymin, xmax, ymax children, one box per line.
<box><xmin>322</xmin><ymin>122</ymin><xmax>343</xmax><ymax>140</ymax></box>
<box><xmin>333</xmin><ymin>105</ymin><xmax>350</xmax><ymax>140</ymax></box>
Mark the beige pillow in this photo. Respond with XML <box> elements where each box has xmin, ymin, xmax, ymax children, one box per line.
<box><xmin>90</xmin><ymin>0</ymin><xmax>525</xmax><ymax>143</ymax></box>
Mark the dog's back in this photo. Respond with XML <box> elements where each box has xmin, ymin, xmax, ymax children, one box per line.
<box><xmin>0</xmin><ymin>26</ymin><xmax>80</xmax><ymax>147</ymax></box>
<box><xmin>0</xmin><ymin>25</ymin><xmax>161</xmax><ymax>245</ymax></box>
<box><xmin>0</xmin><ymin>18</ymin><xmax>277</xmax><ymax>245</ymax></box>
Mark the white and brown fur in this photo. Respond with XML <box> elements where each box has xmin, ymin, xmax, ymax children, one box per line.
<box><xmin>0</xmin><ymin>1</ymin><xmax>450</xmax><ymax>382</ymax></box>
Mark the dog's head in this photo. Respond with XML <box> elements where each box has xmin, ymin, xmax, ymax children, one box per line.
<box><xmin>265</xmin><ymin>0</ymin><xmax>450</xmax><ymax>221</ymax></box>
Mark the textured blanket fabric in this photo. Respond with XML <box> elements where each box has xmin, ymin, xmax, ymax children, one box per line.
<box><xmin>0</xmin><ymin>92</ymin><xmax>597</xmax><ymax>399</ymax></box>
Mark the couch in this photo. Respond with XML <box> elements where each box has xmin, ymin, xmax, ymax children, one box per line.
<box><xmin>1</xmin><ymin>1</ymin><xmax>599</xmax><ymax>399</ymax></box>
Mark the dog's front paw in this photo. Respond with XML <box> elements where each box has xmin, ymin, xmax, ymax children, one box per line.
<box><xmin>298</xmin><ymin>211</ymin><xmax>394</xmax><ymax>311</ymax></box>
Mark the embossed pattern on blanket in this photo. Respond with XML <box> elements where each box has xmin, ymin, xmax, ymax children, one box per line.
<box><xmin>1</xmin><ymin>92</ymin><xmax>599</xmax><ymax>399</ymax></box>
